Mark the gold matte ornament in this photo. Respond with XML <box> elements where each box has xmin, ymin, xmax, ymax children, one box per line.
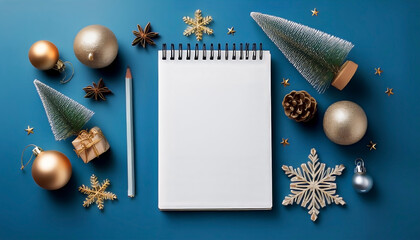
<box><xmin>73</xmin><ymin>25</ymin><xmax>118</xmax><ymax>68</ymax></box>
<box><xmin>21</xmin><ymin>145</ymin><xmax>72</xmax><ymax>190</ymax></box>
<box><xmin>28</xmin><ymin>40</ymin><xmax>60</xmax><ymax>70</ymax></box>
<box><xmin>183</xmin><ymin>9</ymin><xmax>213</xmax><ymax>41</ymax></box>
<box><xmin>282</xmin><ymin>148</ymin><xmax>346</xmax><ymax>222</ymax></box>
<box><xmin>79</xmin><ymin>174</ymin><xmax>117</xmax><ymax>210</ymax></box>
<box><xmin>28</xmin><ymin>40</ymin><xmax>74</xmax><ymax>83</ymax></box>
<box><xmin>323</xmin><ymin>100</ymin><xmax>368</xmax><ymax>145</ymax></box>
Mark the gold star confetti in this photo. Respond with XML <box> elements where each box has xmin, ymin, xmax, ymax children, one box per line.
<box><xmin>281</xmin><ymin>78</ymin><xmax>290</xmax><ymax>87</ymax></box>
<box><xmin>183</xmin><ymin>9</ymin><xmax>213</xmax><ymax>41</ymax></box>
<box><xmin>79</xmin><ymin>174</ymin><xmax>117</xmax><ymax>210</ymax></box>
<box><xmin>311</xmin><ymin>8</ymin><xmax>319</xmax><ymax>16</ymax></box>
<box><xmin>281</xmin><ymin>138</ymin><xmax>290</xmax><ymax>146</ymax></box>
<box><xmin>24</xmin><ymin>126</ymin><xmax>34</xmax><ymax>135</ymax></box>
<box><xmin>375</xmin><ymin>67</ymin><xmax>383</xmax><ymax>76</ymax></box>
<box><xmin>227</xmin><ymin>27</ymin><xmax>236</xmax><ymax>35</ymax></box>
<box><xmin>385</xmin><ymin>88</ymin><xmax>394</xmax><ymax>96</ymax></box>
<box><xmin>367</xmin><ymin>141</ymin><xmax>377</xmax><ymax>151</ymax></box>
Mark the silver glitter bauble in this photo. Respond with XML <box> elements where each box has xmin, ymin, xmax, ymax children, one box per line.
<box><xmin>323</xmin><ymin>100</ymin><xmax>367</xmax><ymax>145</ymax></box>
<box><xmin>73</xmin><ymin>25</ymin><xmax>118</xmax><ymax>68</ymax></box>
<box><xmin>352</xmin><ymin>159</ymin><xmax>373</xmax><ymax>193</ymax></box>
<box><xmin>352</xmin><ymin>174</ymin><xmax>373</xmax><ymax>193</ymax></box>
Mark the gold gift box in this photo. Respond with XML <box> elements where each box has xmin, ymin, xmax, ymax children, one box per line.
<box><xmin>72</xmin><ymin>127</ymin><xmax>110</xmax><ymax>163</ymax></box>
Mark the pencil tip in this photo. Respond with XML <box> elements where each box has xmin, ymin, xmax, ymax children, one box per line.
<box><xmin>126</xmin><ymin>66</ymin><xmax>132</xmax><ymax>79</ymax></box>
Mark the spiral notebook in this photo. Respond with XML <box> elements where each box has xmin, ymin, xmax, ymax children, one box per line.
<box><xmin>158</xmin><ymin>43</ymin><xmax>272</xmax><ymax>210</ymax></box>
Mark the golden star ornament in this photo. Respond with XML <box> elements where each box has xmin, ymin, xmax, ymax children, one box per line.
<box><xmin>367</xmin><ymin>141</ymin><xmax>377</xmax><ymax>151</ymax></box>
<box><xmin>385</xmin><ymin>88</ymin><xmax>394</xmax><ymax>96</ymax></box>
<box><xmin>311</xmin><ymin>8</ymin><xmax>319</xmax><ymax>16</ymax></box>
<box><xmin>281</xmin><ymin>78</ymin><xmax>290</xmax><ymax>87</ymax></box>
<box><xmin>227</xmin><ymin>27</ymin><xmax>236</xmax><ymax>35</ymax></box>
<box><xmin>183</xmin><ymin>9</ymin><xmax>213</xmax><ymax>41</ymax></box>
<box><xmin>24</xmin><ymin>126</ymin><xmax>34</xmax><ymax>135</ymax></box>
<box><xmin>375</xmin><ymin>67</ymin><xmax>383</xmax><ymax>76</ymax></box>
<box><xmin>281</xmin><ymin>138</ymin><xmax>290</xmax><ymax>146</ymax></box>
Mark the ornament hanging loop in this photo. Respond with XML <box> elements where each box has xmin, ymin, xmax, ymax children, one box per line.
<box><xmin>354</xmin><ymin>158</ymin><xmax>366</xmax><ymax>173</ymax></box>
<box><xmin>20</xmin><ymin>144</ymin><xmax>42</xmax><ymax>170</ymax></box>
<box><xmin>54</xmin><ymin>60</ymin><xmax>74</xmax><ymax>84</ymax></box>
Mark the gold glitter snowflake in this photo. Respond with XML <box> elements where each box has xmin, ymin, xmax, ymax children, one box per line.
<box><xmin>183</xmin><ymin>9</ymin><xmax>213</xmax><ymax>41</ymax></box>
<box><xmin>282</xmin><ymin>148</ymin><xmax>346</xmax><ymax>221</ymax></box>
<box><xmin>79</xmin><ymin>174</ymin><xmax>117</xmax><ymax>210</ymax></box>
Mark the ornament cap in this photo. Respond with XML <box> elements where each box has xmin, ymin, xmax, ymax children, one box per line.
<box><xmin>354</xmin><ymin>158</ymin><xmax>366</xmax><ymax>173</ymax></box>
<box><xmin>32</xmin><ymin>146</ymin><xmax>43</xmax><ymax>156</ymax></box>
<box><xmin>53</xmin><ymin>59</ymin><xmax>65</xmax><ymax>72</ymax></box>
<box><xmin>332</xmin><ymin>60</ymin><xmax>358</xmax><ymax>90</ymax></box>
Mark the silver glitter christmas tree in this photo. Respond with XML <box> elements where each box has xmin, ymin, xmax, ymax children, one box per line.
<box><xmin>251</xmin><ymin>12</ymin><xmax>357</xmax><ymax>93</ymax></box>
<box><xmin>34</xmin><ymin>79</ymin><xmax>94</xmax><ymax>140</ymax></box>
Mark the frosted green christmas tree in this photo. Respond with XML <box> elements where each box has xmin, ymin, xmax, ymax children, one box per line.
<box><xmin>34</xmin><ymin>79</ymin><xmax>94</xmax><ymax>140</ymax></box>
<box><xmin>251</xmin><ymin>12</ymin><xmax>358</xmax><ymax>93</ymax></box>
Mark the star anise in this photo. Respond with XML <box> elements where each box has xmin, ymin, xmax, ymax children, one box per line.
<box><xmin>132</xmin><ymin>22</ymin><xmax>158</xmax><ymax>48</ymax></box>
<box><xmin>83</xmin><ymin>78</ymin><xmax>112</xmax><ymax>101</ymax></box>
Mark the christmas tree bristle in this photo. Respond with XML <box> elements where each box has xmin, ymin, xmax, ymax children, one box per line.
<box><xmin>251</xmin><ymin>12</ymin><xmax>355</xmax><ymax>93</ymax></box>
<box><xmin>34</xmin><ymin>80</ymin><xmax>94</xmax><ymax>140</ymax></box>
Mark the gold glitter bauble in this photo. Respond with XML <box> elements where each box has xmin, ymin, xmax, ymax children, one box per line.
<box><xmin>28</xmin><ymin>40</ymin><xmax>59</xmax><ymax>70</ymax></box>
<box><xmin>323</xmin><ymin>101</ymin><xmax>367</xmax><ymax>145</ymax></box>
<box><xmin>73</xmin><ymin>25</ymin><xmax>118</xmax><ymax>68</ymax></box>
<box><xmin>31</xmin><ymin>149</ymin><xmax>72</xmax><ymax>190</ymax></box>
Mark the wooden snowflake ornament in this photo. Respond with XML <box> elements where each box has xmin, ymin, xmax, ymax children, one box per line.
<box><xmin>183</xmin><ymin>9</ymin><xmax>213</xmax><ymax>41</ymax></box>
<box><xmin>79</xmin><ymin>174</ymin><xmax>117</xmax><ymax>210</ymax></box>
<box><xmin>282</xmin><ymin>148</ymin><xmax>346</xmax><ymax>222</ymax></box>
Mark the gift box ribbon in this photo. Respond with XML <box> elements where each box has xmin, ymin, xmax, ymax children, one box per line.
<box><xmin>74</xmin><ymin>128</ymin><xmax>104</xmax><ymax>161</ymax></box>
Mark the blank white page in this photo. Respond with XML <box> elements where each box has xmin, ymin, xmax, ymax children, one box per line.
<box><xmin>158</xmin><ymin>50</ymin><xmax>272</xmax><ymax>210</ymax></box>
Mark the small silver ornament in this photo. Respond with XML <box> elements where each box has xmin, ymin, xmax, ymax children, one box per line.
<box><xmin>323</xmin><ymin>100</ymin><xmax>368</xmax><ymax>145</ymax></box>
<box><xmin>352</xmin><ymin>158</ymin><xmax>373</xmax><ymax>193</ymax></box>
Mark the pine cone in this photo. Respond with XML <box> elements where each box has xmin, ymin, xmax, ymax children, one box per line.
<box><xmin>282</xmin><ymin>90</ymin><xmax>317</xmax><ymax>122</ymax></box>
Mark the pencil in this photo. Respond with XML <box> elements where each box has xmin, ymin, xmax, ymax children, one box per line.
<box><xmin>126</xmin><ymin>66</ymin><xmax>135</xmax><ymax>197</ymax></box>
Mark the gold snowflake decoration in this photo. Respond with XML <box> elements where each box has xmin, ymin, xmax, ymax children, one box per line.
<box><xmin>183</xmin><ymin>9</ymin><xmax>213</xmax><ymax>41</ymax></box>
<box><xmin>79</xmin><ymin>174</ymin><xmax>117</xmax><ymax>210</ymax></box>
<box><xmin>282</xmin><ymin>148</ymin><xmax>346</xmax><ymax>222</ymax></box>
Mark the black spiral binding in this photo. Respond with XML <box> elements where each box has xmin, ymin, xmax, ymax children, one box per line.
<box><xmin>187</xmin><ymin>44</ymin><xmax>191</xmax><ymax>60</ymax></box>
<box><xmin>194</xmin><ymin>44</ymin><xmax>199</xmax><ymax>60</ymax></box>
<box><xmin>178</xmin><ymin>44</ymin><xmax>182</xmax><ymax>60</ymax></box>
<box><xmin>232</xmin><ymin>43</ymin><xmax>236</xmax><ymax>60</ymax></box>
<box><xmin>162</xmin><ymin>44</ymin><xmax>167</xmax><ymax>60</ymax></box>
<box><xmin>161</xmin><ymin>43</ymin><xmax>263</xmax><ymax>60</ymax></box>
<box><xmin>170</xmin><ymin>44</ymin><xmax>175</xmax><ymax>60</ymax></box>
<box><xmin>210</xmin><ymin>44</ymin><xmax>214</xmax><ymax>60</ymax></box>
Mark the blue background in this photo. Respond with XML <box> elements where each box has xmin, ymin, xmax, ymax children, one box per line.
<box><xmin>1</xmin><ymin>0</ymin><xmax>419</xmax><ymax>239</ymax></box>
